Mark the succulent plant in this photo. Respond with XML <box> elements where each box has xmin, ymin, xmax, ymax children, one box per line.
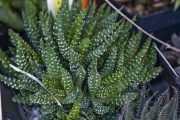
<box><xmin>116</xmin><ymin>87</ymin><xmax>179</xmax><ymax>120</ymax></box>
<box><xmin>0</xmin><ymin>0</ymin><xmax>161</xmax><ymax>119</ymax></box>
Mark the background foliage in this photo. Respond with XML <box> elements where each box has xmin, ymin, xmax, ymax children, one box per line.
<box><xmin>0</xmin><ymin>0</ymin><xmax>46</xmax><ymax>30</ymax></box>
<box><xmin>172</xmin><ymin>0</ymin><xmax>180</xmax><ymax>9</ymax></box>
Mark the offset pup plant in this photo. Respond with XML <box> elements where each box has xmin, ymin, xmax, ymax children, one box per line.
<box><xmin>0</xmin><ymin>0</ymin><xmax>161</xmax><ymax>119</ymax></box>
<box><xmin>116</xmin><ymin>87</ymin><xmax>179</xmax><ymax>120</ymax></box>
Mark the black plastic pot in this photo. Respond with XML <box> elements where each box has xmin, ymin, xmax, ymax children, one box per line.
<box><xmin>136</xmin><ymin>8</ymin><xmax>180</xmax><ymax>44</ymax></box>
<box><xmin>0</xmin><ymin>83</ymin><xmax>26</xmax><ymax>120</ymax></box>
<box><xmin>113</xmin><ymin>3</ymin><xmax>180</xmax><ymax>42</ymax></box>
<box><xmin>0</xmin><ymin>26</ymin><xmax>11</xmax><ymax>51</ymax></box>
